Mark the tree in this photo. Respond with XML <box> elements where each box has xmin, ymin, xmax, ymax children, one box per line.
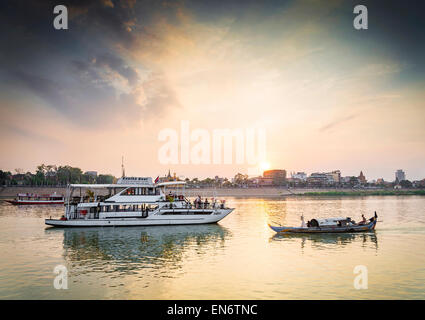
<box><xmin>97</xmin><ymin>174</ymin><xmax>114</xmax><ymax>184</ymax></box>
<box><xmin>349</xmin><ymin>176</ymin><xmax>359</xmax><ymax>187</ymax></box>
<box><xmin>234</xmin><ymin>173</ymin><xmax>248</xmax><ymax>185</ymax></box>
<box><xmin>400</xmin><ymin>180</ymin><xmax>412</xmax><ymax>188</ymax></box>
<box><xmin>2</xmin><ymin>164</ymin><xmax>116</xmax><ymax>186</ymax></box>
<box><xmin>0</xmin><ymin>170</ymin><xmax>12</xmax><ymax>185</ymax></box>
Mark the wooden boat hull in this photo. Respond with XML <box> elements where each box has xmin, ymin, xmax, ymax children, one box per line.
<box><xmin>5</xmin><ymin>200</ymin><xmax>64</xmax><ymax>205</ymax></box>
<box><xmin>269</xmin><ymin>219</ymin><xmax>377</xmax><ymax>234</ymax></box>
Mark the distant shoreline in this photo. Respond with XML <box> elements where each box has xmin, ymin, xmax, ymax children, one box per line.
<box><xmin>298</xmin><ymin>190</ymin><xmax>425</xmax><ymax>196</ymax></box>
<box><xmin>1</xmin><ymin>186</ymin><xmax>424</xmax><ymax>199</ymax></box>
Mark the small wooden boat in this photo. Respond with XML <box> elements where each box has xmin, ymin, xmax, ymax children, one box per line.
<box><xmin>5</xmin><ymin>192</ymin><xmax>64</xmax><ymax>205</ymax></box>
<box><xmin>269</xmin><ymin>212</ymin><xmax>378</xmax><ymax>234</ymax></box>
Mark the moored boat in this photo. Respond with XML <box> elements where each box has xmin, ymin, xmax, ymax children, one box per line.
<box><xmin>6</xmin><ymin>192</ymin><xmax>64</xmax><ymax>205</ymax></box>
<box><xmin>45</xmin><ymin>176</ymin><xmax>234</xmax><ymax>227</ymax></box>
<box><xmin>269</xmin><ymin>212</ymin><xmax>378</xmax><ymax>234</ymax></box>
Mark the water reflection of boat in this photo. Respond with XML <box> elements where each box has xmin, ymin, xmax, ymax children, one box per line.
<box><xmin>272</xmin><ymin>231</ymin><xmax>378</xmax><ymax>246</ymax></box>
<box><xmin>271</xmin><ymin>230</ymin><xmax>379</xmax><ymax>252</ymax></box>
<box><xmin>45</xmin><ymin>224</ymin><xmax>231</xmax><ymax>272</ymax></box>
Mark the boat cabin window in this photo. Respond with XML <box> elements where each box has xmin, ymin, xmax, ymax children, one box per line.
<box><xmin>122</xmin><ymin>188</ymin><xmax>136</xmax><ymax>195</ymax></box>
<box><xmin>99</xmin><ymin>204</ymin><xmax>157</xmax><ymax>212</ymax></box>
<box><xmin>122</xmin><ymin>187</ymin><xmax>158</xmax><ymax>196</ymax></box>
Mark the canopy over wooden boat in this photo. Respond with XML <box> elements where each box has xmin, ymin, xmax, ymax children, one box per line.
<box><xmin>269</xmin><ymin>212</ymin><xmax>378</xmax><ymax>234</ymax></box>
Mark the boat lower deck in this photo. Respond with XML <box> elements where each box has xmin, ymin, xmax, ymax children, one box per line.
<box><xmin>45</xmin><ymin>209</ymin><xmax>233</xmax><ymax>227</ymax></box>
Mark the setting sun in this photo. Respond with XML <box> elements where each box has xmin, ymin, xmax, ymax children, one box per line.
<box><xmin>260</xmin><ymin>161</ymin><xmax>271</xmax><ymax>172</ymax></box>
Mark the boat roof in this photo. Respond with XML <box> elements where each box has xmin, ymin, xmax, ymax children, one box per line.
<box><xmin>17</xmin><ymin>193</ymin><xmax>63</xmax><ymax>197</ymax></box>
<box><xmin>70</xmin><ymin>184</ymin><xmax>148</xmax><ymax>188</ymax></box>
<box><xmin>69</xmin><ymin>181</ymin><xmax>186</xmax><ymax>189</ymax></box>
<box><xmin>313</xmin><ymin>217</ymin><xmax>346</xmax><ymax>222</ymax></box>
<box><xmin>155</xmin><ymin>181</ymin><xmax>186</xmax><ymax>187</ymax></box>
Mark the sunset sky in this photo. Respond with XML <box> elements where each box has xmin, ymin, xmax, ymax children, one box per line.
<box><xmin>0</xmin><ymin>0</ymin><xmax>424</xmax><ymax>181</ymax></box>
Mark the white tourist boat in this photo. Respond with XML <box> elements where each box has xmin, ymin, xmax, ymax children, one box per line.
<box><xmin>45</xmin><ymin>177</ymin><xmax>234</xmax><ymax>227</ymax></box>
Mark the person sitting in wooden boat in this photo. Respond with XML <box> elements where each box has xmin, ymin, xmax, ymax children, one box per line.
<box><xmin>358</xmin><ymin>214</ymin><xmax>367</xmax><ymax>225</ymax></box>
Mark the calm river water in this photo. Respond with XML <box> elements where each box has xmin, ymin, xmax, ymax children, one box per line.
<box><xmin>0</xmin><ymin>196</ymin><xmax>424</xmax><ymax>299</ymax></box>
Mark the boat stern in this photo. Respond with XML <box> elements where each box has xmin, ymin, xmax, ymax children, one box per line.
<box><xmin>45</xmin><ymin>219</ymin><xmax>70</xmax><ymax>227</ymax></box>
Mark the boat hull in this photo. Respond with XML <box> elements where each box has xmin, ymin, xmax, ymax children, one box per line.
<box><xmin>269</xmin><ymin>219</ymin><xmax>377</xmax><ymax>234</ymax></box>
<box><xmin>6</xmin><ymin>200</ymin><xmax>64</xmax><ymax>205</ymax></box>
<box><xmin>45</xmin><ymin>209</ymin><xmax>233</xmax><ymax>227</ymax></box>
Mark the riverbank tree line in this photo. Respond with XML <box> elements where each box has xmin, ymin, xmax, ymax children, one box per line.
<box><xmin>0</xmin><ymin>164</ymin><xmax>116</xmax><ymax>186</ymax></box>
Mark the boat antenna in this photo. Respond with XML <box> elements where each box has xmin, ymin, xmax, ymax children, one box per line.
<box><xmin>121</xmin><ymin>156</ymin><xmax>126</xmax><ymax>178</ymax></box>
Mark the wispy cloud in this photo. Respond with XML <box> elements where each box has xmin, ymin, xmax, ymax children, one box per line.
<box><xmin>319</xmin><ymin>114</ymin><xmax>358</xmax><ymax>132</ymax></box>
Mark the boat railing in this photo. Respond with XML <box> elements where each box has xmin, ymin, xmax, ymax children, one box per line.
<box><xmin>68</xmin><ymin>195</ymin><xmax>110</xmax><ymax>204</ymax></box>
<box><xmin>100</xmin><ymin>206</ymin><xmax>158</xmax><ymax>213</ymax></box>
<box><xmin>162</xmin><ymin>201</ymin><xmax>228</xmax><ymax>210</ymax></box>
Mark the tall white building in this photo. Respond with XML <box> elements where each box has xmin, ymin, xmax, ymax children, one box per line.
<box><xmin>395</xmin><ymin>169</ymin><xmax>406</xmax><ymax>182</ymax></box>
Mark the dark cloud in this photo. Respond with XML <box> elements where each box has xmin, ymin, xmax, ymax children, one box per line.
<box><xmin>8</xmin><ymin>70</ymin><xmax>64</xmax><ymax>106</ymax></box>
<box><xmin>0</xmin><ymin>0</ymin><xmax>423</xmax><ymax>129</ymax></box>
<box><xmin>0</xmin><ymin>0</ymin><xmax>185</xmax><ymax>127</ymax></box>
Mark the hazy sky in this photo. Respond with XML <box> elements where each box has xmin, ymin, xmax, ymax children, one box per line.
<box><xmin>0</xmin><ymin>0</ymin><xmax>424</xmax><ymax>181</ymax></box>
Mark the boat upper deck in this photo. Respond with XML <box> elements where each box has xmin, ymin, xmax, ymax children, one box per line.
<box><xmin>68</xmin><ymin>180</ymin><xmax>186</xmax><ymax>189</ymax></box>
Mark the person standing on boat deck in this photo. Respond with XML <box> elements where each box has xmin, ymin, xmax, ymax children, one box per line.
<box><xmin>195</xmin><ymin>195</ymin><xmax>202</xmax><ymax>209</ymax></box>
<box><xmin>359</xmin><ymin>214</ymin><xmax>367</xmax><ymax>225</ymax></box>
<box><xmin>300</xmin><ymin>215</ymin><xmax>307</xmax><ymax>228</ymax></box>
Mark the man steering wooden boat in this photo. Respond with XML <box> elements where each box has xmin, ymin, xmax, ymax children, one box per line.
<box><xmin>269</xmin><ymin>212</ymin><xmax>378</xmax><ymax>234</ymax></box>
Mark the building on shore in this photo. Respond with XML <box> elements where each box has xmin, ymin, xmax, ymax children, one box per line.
<box><xmin>413</xmin><ymin>179</ymin><xmax>425</xmax><ymax>188</ymax></box>
<box><xmin>376</xmin><ymin>178</ymin><xmax>385</xmax><ymax>185</ymax></box>
<box><xmin>395</xmin><ymin>169</ymin><xmax>406</xmax><ymax>182</ymax></box>
<box><xmin>342</xmin><ymin>176</ymin><xmax>360</xmax><ymax>186</ymax></box>
<box><xmin>358</xmin><ymin>171</ymin><xmax>366</xmax><ymax>184</ymax></box>
<box><xmin>327</xmin><ymin>170</ymin><xmax>341</xmax><ymax>184</ymax></box>
<box><xmin>263</xmin><ymin>169</ymin><xmax>287</xmax><ymax>186</ymax></box>
<box><xmin>307</xmin><ymin>173</ymin><xmax>329</xmax><ymax>186</ymax></box>
<box><xmin>158</xmin><ymin>169</ymin><xmax>178</xmax><ymax>183</ymax></box>
<box><xmin>291</xmin><ymin>172</ymin><xmax>307</xmax><ymax>181</ymax></box>
<box><xmin>307</xmin><ymin>170</ymin><xmax>341</xmax><ymax>186</ymax></box>
<box><xmin>288</xmin><ymin>172</ymin><xmax>307</xmax><ymax>187</ymax></box>
<box><xmin>252</xmin><ymin>176</ymin><xmax>274</xmax><ymax>186</ymax></box>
